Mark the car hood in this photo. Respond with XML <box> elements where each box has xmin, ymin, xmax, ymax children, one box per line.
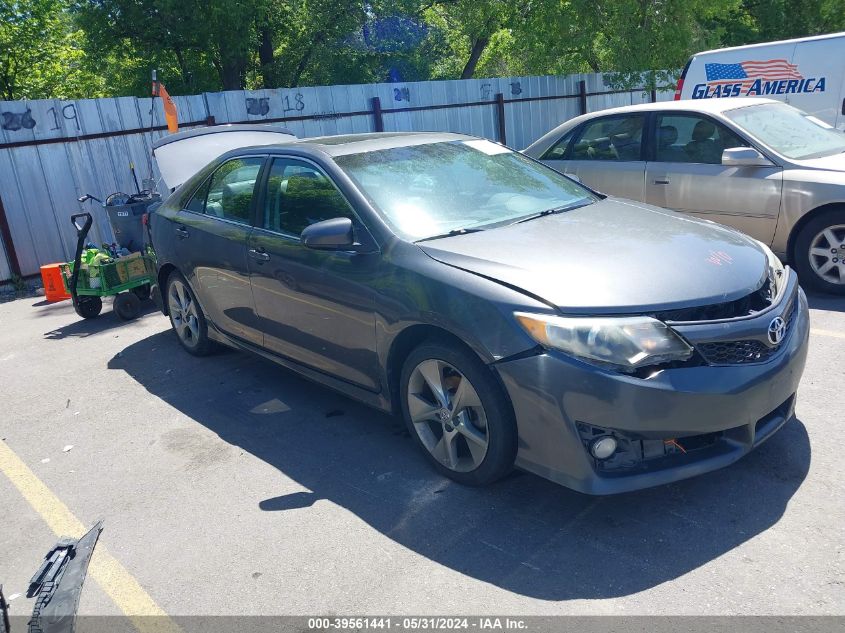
<box><xmin>796</xmin><ymin>151</ymin><xmax>845</xmax><ymax>172</ymax></box>
<box><xmin>418</xmin><ymin>198</ymin><xmax>768</xmax><ymax>314</ymax></box>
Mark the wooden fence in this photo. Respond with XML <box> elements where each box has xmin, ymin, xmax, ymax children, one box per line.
<box><xmin>0</xmin><ymin>72</ymin><xmax>673</xmax><ymax>280</ymax></box>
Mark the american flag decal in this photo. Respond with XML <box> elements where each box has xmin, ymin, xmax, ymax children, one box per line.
<box><xmin>704</xmin><ymin>59</ymin><xmax>802</xmax><ymax>90</ymax></box>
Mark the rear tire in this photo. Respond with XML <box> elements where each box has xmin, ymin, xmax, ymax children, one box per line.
<box><xmin>113</xmin><ymin>292</ymin><xmax>141</xmax><ymax>321</ymax></box>
<box><xmin>74</xmin><ymin>296</ymin><xmax>102</xmax><ymax>319</ymax></box>
<box><xmin>131</xmin><ymin>283</ymin><xmax>151</xmax><ymax>301</ymax></box>
<box><xmin>165</xmin><ymin>271</ymin><xmax>214</xmax><ymax>356</ymax></box>
<box><xmin>793</xmin><ymin>209</ymin><xmax>845</xmax><ymax>295</ymax></box>
<box><xmin>400</xmin><ymin>340</ymin><xmax>517</xmax><ymax>486</ymax></box>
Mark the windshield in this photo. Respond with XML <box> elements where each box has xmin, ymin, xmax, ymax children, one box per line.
<box><xmin>334</xmin><ymin>139</ymin><xmax>596</xmax><ymax>240</ymax></box>
<box><xmin>725</xmin><ymin>103</ymin><xmax>845</xmax><ymax>160</ymax></box>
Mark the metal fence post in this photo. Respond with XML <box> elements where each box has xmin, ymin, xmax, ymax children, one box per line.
<box><xmin>371</xmin><ymin>96</ymin><xmax>384</xmax><ymax>132</ymax></box>
<box><xmin>494</xmin><ymin>93</ymin><xmax>507</xmax><ymax>145</ymax></box>
<box><xmin>0</xmin><ymin>193</ymin><xmax>22</xmax><ymax>280</ymax></box>
<box><xmin>578</xmin><ymin>80</ymin><xmax>587</xmax><ymax>115</ymax></box>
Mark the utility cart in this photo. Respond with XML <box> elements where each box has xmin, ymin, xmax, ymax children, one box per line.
<box><xmin>60</xmin><ymin>212</ymin><xmax>156</xmax><ymax>320</ymax></box>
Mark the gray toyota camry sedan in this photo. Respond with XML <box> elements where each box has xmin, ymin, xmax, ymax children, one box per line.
<box><xmin>149</xmin><ymin>129</ymin><xmax>809</xmax><ymax>495</ymax></box>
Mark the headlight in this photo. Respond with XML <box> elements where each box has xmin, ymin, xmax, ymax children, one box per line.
<box><xmin>515</xmin><ymin>313</ymin><xmax>693</xmax><ymax>372</ymax></box>
<box><xmin>755</xmin><ymin>240</ymin><xmax>785</xmax><ymax>300</ymax></box>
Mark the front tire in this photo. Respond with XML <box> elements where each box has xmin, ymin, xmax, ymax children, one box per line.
<box><xmin>74</xmin><ymin>296</ymin><xmax>102</xmax><ymax>319</ymax></box>
<box><xmin>166</xmin><ymin>272</ymin><xmax>214</xmax><ymax>356</ymax></box>
<box><xmin>793</xmin><ymin>209</ymin><xmax>845</xmax><ymax>295</ymax></box>
<box><xmin>400</xmin><ymin>341</ymin><xmax>517</xmax><ymax>486</ymax></box>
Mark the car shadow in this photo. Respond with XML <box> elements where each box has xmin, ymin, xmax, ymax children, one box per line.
<box><xmin>43</xmin><ymin>301</ymin><xmax>159</xmax><ymax>339</ymax></box>
<box><xmin>108</xmin><ymin>331</ymin><xmax>811</xmax><ymax>601</ymax></box>
<box><xmin>805</xmin><ymin>290</ymin><xmax>845</xmax><ymax>313</ymax></box>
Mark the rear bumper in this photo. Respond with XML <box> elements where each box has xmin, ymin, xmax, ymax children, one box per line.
<box><xmin>494</xmin><ymin>287</ymin><xmax>810</xmax><ymax>495</ymax></box>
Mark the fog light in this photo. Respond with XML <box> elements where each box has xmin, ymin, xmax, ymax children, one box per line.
<box><xmin>590</xmin><ymin>436</ymin><xmax>617</xmax><ymax>460</ymax></box>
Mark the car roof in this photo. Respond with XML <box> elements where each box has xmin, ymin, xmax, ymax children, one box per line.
<box><xmin>571</xmin><ymin>97</ymin><xmax>778</xmax><ymax>118</ymax></box>
<box><xmin>692</xmin><ymin>31</ymin><xmax>845</xmax><ymax>56</ymax></box>
<box><xmin>265</xmin><ymin>131</ymin><xmax>474</xmax><ymax>157</ymax></box>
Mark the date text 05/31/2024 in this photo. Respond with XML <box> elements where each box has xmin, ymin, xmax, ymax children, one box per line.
<box><xmin>307</xmin><ymin>617</ymin><xmax>528</xmax><ymax>630</ymax></box>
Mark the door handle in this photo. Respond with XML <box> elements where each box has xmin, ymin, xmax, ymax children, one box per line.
<box><xmin>653</xmin><ymin>179</ymin><xmax>670</xmax><ymax>185</ymax></box>
<box><xmin>175</xmin><ymin>226</ymin><xmax>189</xmax><ymax>239</ymax></box>
<box><xmin>248</xmin><ymin>248</ymin><xmax>270</xmax><ymax>262</ymax></box>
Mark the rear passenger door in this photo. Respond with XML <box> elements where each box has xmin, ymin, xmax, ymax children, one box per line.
<box><xmin>644</xmin><ymin>112</ymin><xmax>782</xmax><ymax>244</ymax></box>
<box><xmin>541</xmin><ymin>113</ymin><xmax>647</xmax><ymax>200</ymax></box>
<box><xmin>174</xmin><ymin>155</ymin><xmax>265</xmax><ymax>345</ymax></box>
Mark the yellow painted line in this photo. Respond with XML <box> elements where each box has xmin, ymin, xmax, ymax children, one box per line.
<box><xmin>0</xmin><ymin>440</ymin><xmax>181</xmax><ymax>633</ymax></box>
<box><xmin>811</xmin><ymin>328</ymin><xmax>845</xmax><ymax>340</ymax></box>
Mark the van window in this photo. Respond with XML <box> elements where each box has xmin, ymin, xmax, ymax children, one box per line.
<box><xmin>654</xmin><ymin>114</ymin><xmax>747</xmax><ymax>164</ymax></box>
<box><xmin>571</xmin><ymin>115</ymin><xmax>645</xmax><ymax>161</ymax></box>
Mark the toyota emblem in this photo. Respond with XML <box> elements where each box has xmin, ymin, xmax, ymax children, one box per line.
<box><xmin>767</xmin><ymin>316</ymin><xmax>786</xmax><ymax>345</ymax></box>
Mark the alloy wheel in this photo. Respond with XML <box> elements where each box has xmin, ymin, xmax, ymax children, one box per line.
<box><xmin>406</xmin><ymin>359</ymin><xmax>489</xmax><ymax>472</ymax></box>
<box><xmin>168</xmin><ymin>279</ymin><xmax>200</xmax><ymax>347</ymax></box>
<box><xmin>809</xmin><ymin>224</ymin><xmax>845</xmax><ymax>285</ymax></box>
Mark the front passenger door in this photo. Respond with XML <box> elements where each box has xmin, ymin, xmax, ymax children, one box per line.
<box><xmin>645</xmin><ymin>113</ymin><xmax>783</xmax><ymax>244</ymax></box>
<box><xmin>247</xmin><ymin>157</ymin><xmax>381</xmax><ymax>391</ymax></box>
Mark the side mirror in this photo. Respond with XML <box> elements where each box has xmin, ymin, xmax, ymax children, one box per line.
<box><xmin>722</xmin><ymin>147</ymin><xmax>774</xmax><ymax>167</ymax></box>
<box><xmin>301</xmin><ymin>217</ymin><xmax>355</xmax><ymax>251</ymax></box>
<box><xmin>564</xmin><ymin>173</ymin><xmax>582</xmax><ymax>184</ymax></box>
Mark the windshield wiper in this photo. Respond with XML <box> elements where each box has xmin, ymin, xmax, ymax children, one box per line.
<box><xmin>510</xmin><ymin>200</ymin><xmax>593</xmax><ymax>225</ymax></box>
<box><xmin>415</xmin><ymin>227</ymin><xmax>484</xmax><ymax>243</ymax></box>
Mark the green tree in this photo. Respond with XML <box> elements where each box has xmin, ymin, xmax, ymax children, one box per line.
<box><xmin>71</xmin><ymin>0</ymin><xmax>228</xmax><ymax>95</ymax></box>
<box><xmin>0</xmin><ymin>0</ymin><xmax>102</xmax><ymax>100</ymax></box>
<box><xmin>716</xmin><ymin>0</ymin><xmax>845</xmax><ymax>46</ymax></box>
<box><xmin>518</xmin><ymin>0</ymin><xmax>741</xmax><ymax>87</ymax></box>
<box><xmin>8</xmin><ymin>0</ymin><xmax>845</xmax><ymax>100</ymax></box>
<box><xmin>418</xmin><ymin>0</ymin><xmax>532</xmax><ymax>79</ymax></box>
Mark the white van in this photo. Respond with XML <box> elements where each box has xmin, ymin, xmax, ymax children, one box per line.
<box><xmin>677</xmin><ymin>32</ymin><xmax>845</xmax><ymax>129</ymax></box>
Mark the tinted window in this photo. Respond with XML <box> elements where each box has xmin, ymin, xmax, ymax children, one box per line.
<box><xmin>185</xmin><ymin>179</ymin><xmax>210</xmax><ymax>213</ymax></box>
<box><xmin>263</xmin><ymin>158</ymin><xmax>354</xmax><ymax>236</ymax></box>
<box><xmin>571</xmin><ymin>115</ymin><xmax>644</xmax><ymax>161</ymax></box>
<box><xmin>334</xmin><ymin>139</ymin><xmax>596</xmax><ymax>241</ymax></box>
<box><xmin>542</xmin><ymin>128</ymin><xmax>577</xmax><ymax>159</ymax></box>
<box><xmin>203</xmin><ymin>157</ymin><xmax>264</xmax><ymax>224</ymax></box>
<box><xmin>655</xmin><ymin>114</ymin><xmax>747</xmax><ymax>164</ymax></box>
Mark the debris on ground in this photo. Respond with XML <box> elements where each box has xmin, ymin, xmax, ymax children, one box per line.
<box><xmin>28</xmin><ymin>522</ymin><xmax>103</xmax><ymax>633</ymax></box>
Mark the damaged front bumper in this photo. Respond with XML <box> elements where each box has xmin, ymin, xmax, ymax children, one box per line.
<box><xmin>26</xmin><ymin>521</ymin><xmax>102</xmax><ymax>633</ymax></box>
<box><xmin>495</xmin><ymin>286</ymin><xmax>810</xmax><ymax>495</ymax></box>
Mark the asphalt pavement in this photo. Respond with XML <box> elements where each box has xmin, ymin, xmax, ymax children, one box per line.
<box><xmin>0</xmin><ymin>292</ymin><xmax>843</xmax><ymax>619</ymax></box>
